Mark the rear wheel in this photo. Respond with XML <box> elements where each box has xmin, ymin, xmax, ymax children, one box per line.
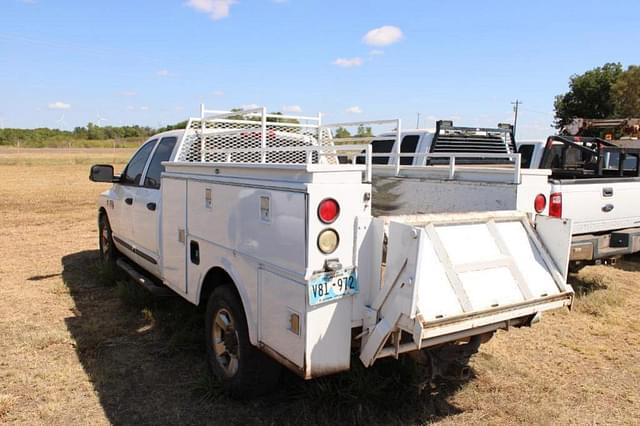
<box><xmin>205</xmin><ymin>285</ymin><xmax>281</xmax><ymax>398</ymax></box>
<box><xmin>98</xmin><ymin>213</ymin><xmax>118</xmax><ymax>272</ymax></box>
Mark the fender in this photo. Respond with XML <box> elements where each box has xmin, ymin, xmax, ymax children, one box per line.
<box><xmin>194</xmin><ymin>258</ymin><xmax>258</xmax><ymax>345</ymax></box>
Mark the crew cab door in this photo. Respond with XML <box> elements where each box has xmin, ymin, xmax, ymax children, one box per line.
<box><xmin>111</xmin><ymin>139</ymin><xmax>157</xmax><ymax>247</ymax></box>
<box><xmin>132</xmin><ymin>136</ymin><xmax>178</xmax><ymax>266</ymax></box>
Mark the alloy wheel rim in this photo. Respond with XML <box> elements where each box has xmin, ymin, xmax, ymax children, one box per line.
<box><xmin>212</xmin><ymin>308</ymin><xmax>240</xmax><ymax>377</ymax></box>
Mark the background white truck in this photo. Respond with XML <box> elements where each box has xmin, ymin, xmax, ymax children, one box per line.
<box><xmin>90</xmin><ymin>107</ymin><xmax>573</xmax><ymax>398</ymax></box>
<box><xmin>357</xmin><ymin>122</ymin><xmax>640</xmax><ymax>269</ymax></box>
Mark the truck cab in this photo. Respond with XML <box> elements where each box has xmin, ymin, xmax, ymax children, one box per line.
<box><xmin>94</xmin><ymin>130</ymin><xmax>183</xmax><ymax>277</ymax></box>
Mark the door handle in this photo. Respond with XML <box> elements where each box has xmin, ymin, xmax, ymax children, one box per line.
<box><xmin>125</xmin><ymin>198</ymin><xmax>133</xmax><ymax>205</ymax></box>
<box><xmin>146</xmin><ymin>202</ymin><xmax>156</xmax><ymax>211</ymax></box>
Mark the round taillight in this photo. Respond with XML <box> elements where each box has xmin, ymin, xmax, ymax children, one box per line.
<box><xmin>534</xmin><ymin>194</ymin><xmax>546</xmax><ymax>213</ymax></box>
<box><xmin>317</xmin><ymin>229</ymin><xmax>339</xmax><ymax>254</ymax></box>
<box><xmin>318</xmin><ymin>198</ymin><xmax>340</xmax><ymax>224</ymax></box>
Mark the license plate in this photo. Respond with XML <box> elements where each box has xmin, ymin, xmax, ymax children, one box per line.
<box><xmin>308</xmin><ymin>269</ymin><xmax>358</xmax><ymax>306</ymax></box>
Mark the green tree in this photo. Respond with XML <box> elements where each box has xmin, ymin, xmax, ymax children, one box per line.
<box><xmin>612</xmin><ymin>65</ymin><xmax>640</xmax><ymax>117</ymax></box>
<box><xmin>553</xmin><ymin>62</ymin><xmax>623</xmax><ymax>128</ymax></box>
<box><xmin>356</xmin><ymin>124</ymin><xmax>373</xmax><ymax>137</ymax></box>
<box><xmin>334</xmin><ymin>127</ymin><xmax>351</xmax><ymax>138</ymax></box>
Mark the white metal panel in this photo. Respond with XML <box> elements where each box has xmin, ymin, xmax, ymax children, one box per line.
<box><xmin>258</xmin><ymin>270</ymin><xmax>305</xmax><ymax>368</ymax></box>
<box><xmin>131</xmin><ymin>186</ymin><xmax>161</xmax><ymax>261</ymax></box>
<box><xmin>495</xmin><ymin>220</ymin><xmax>562</xmax><ymax>298</ymax></box>
<box><xmin>534</xmin><ymin>215</ymin><xmax>573</xmax><ymax>281</ymax></box>
<box><xmin>552</xmin><ymin>180</ymin><xmax>640</xmax><ymax>234</ymax></box>
<box><xmin>305</xmin><ymin>297</ymin><xmax>352</xmax><ymax>377</ymax></box>
<box><xmin>161</xmin><ymin>178</ymin><xmax>187</xmax><ymax>294</ymax></box>
<box><xmin>436</xmin><ymin>223</ymin><xmax>502</xmax><ymax>265</ymax></box>
<box><xmin>414</xmin><ymin>232</ymin><xmax>463</xmax><ymax>321</ymax></box>
<box><xmin>187</xmin><ymin>180</ymin><xmax>307</xmax><ymax>275</ymax></box>
<box><xmin>458</xmin><ymin>267</ymin><xmax>524</xmax><ymax>310</ymax></box>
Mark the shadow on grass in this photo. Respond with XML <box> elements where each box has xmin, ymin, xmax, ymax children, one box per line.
<box><xmin>568</xmin><ymin>272</ymin><xmax>609</xmax><ymax>297</ymax></box>
<box><xmin>62</xmin><ymin>250</ymin><xmax>469</xmax><ymax>426</ymax></box>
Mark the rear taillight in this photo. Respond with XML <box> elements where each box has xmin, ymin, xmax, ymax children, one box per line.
<box><xmin>549</xmin><ymin>192</ymin><xmax>562</xmax><ymax>217</ymax></box>
<box><xmin>534</xmin><ymin>194</ymin><xmax>546</xmax><ymax>213</ymax></box>
<box><xmin>318</xmin><ymin>198</ymin><xmax>340</xmax><ymax>224</ymax></box>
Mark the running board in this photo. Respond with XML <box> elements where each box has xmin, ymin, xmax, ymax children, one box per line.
<box><xmin>116</xmin><ymin>258</ymin><xmax>173</xmax><ymax>297</ymax></box>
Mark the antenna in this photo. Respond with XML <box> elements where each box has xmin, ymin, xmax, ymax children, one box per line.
<box><xmin>416</xmin><ymin>112</ymin><xmax>421</xmax><ymax>129</ymax></box>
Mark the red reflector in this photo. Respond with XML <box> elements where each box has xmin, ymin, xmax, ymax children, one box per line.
<box><xmin>549</xmin><ymin>192</ymin><xmax>562</xmax><ymax>218</ymax></box>
<box><xmin>534</xmin><ymin>194</ymin><xmax>546</xmax><ymax>213</ymax></box>
<box><xmin>318</xmin><ymin>198</ymin><xmax>340</xmax><ymax>223</ymax></box>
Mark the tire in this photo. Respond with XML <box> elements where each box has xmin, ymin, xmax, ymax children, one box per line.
<box><xmin>98</xmin><ymin>213</ymin><xmax>118</xmax><ymax>272</ymax></box>
<box><xmin>205</xmin><ymin>285</ymin><xmax>281</xmax><ymax>398</ymax></box>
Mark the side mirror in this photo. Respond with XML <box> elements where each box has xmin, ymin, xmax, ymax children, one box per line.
<box><xmin>89</xmin><ymin>164</ymin><xmax>116</xmax><ymax>182</ymax></box>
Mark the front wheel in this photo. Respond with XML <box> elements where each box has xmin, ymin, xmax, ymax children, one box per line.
<box><xmin>98</xmin><ymin>213</ymin><xmax>118</xmax><ymax>272</ymax></box>
<box><xmin>205</xmin><ymin>285</ymin><xmax>281</xmax><ymax>398</ymax></box>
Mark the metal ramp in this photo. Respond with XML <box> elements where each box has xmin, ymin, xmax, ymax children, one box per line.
<box><xmin>359</xmin><ymin>211</ymin><xmax>574</xmax><ymax>366</ymax></box>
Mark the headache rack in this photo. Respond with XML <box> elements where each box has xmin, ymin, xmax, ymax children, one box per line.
<box><xmin>427</xmin><ymin>120</ymin><xmax>517</xmax><ymax>165</ymax></box>
<box><xmin>541</xmin><ymin>135</ymin><xmax>640</xmax><ymax>179</ymax></box>
<box><xmin>174</xmin><ymin>106</ymin><xmax>522</xmax><ymax>182</ymax></box>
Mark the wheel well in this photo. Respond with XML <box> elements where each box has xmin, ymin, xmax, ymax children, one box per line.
<box><xmin>199</xmin><ymin>267</ymin><xmax>241</xmax><ymax>307</ymax></box>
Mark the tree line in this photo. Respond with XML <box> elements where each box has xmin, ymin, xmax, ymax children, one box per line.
<box><xmin>554</xmin><ymin>63</ymin><xmax>640</xmax><ymax>128</ymax></box>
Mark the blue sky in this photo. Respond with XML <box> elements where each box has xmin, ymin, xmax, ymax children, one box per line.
<box><xmin>1</xmin><ymin>0</ymin><xmax>639</xmax><ymax>139</ymax></box>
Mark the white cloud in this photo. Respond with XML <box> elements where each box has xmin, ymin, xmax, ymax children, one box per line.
<box><xmin>140</xmin><ymin>106</ymin><xmax>150</xmax><ymax>111</ymax></box>
<box><xmin>282</xmin><ymin>105</ymin><xmax>302</xmax><ymax>113</ymax></box>
<box><xmin>369</xmin><ymin>49</ymin><xmax>384</xmax><ymax>56</ymax></box>
<box><xmin>126</xmin><ymin>106</ymin><xmax>135</xmax><ymax>111</ymax></box>
<box><xmin>156</xmin><ymin>69</ymin><xmax>170</xmax><ymax>77</ymax></box>
<box><xmin>119</xmin><ymin>90</ymin><xmax>137</xmax><ymax>97</ymax></box>
<box><xmin>241</xmin><ymin>103</ymin><xmax>259</xmax><ymax>110</ymax></box>
<box><xmin>175</xmin><ymin>106</ymin><xmax>185</xmax><ymax>111</ymax></box>
<box><xmin>186</xmin><ymin>0</ymin><xmax>237</xmax><ymax>21</ymax></box>
<box><xmin>212</xmin><ymin>90</ymin><xmax>225</xmax><ymax>97</ymax></box>
<box><xmin>346</xmin><ymin>106</ymin><xmax>362</xmax><ymax>114</ymax></box>
<box><xmin>333</xmin><ymin>57</ymin><xmax>363</xmax><ymax>68</ymax></box>
<box><xmin>48</xmin><ymin>101</ymin><xmax>70</xmax><ymax>110</ymax></box>
<box><xmin>363</xmin><ymin>25</ymin><xmax>403</xmax><ymax>46</ymax></box>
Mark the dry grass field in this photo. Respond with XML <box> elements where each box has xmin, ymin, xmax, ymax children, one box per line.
<box><xmin>1</xmin><ymin>148</ymin><xmax>639</xmax><ymax>425</ymax></box>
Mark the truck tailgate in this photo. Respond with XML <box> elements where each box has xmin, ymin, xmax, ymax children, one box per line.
<box><xmin>359</xmin><ymin>211</ymin><xmax>573</xmax><ymax>366</ymax></box>
<box><xmin>554</xmin><ymin>179</ymin><xmax>640</xmax><ymax>234</ymax></box>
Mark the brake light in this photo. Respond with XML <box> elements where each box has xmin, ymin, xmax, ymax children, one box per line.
<box><xmin>534</xmin><ymin>194</ymin><xmax>546</xmax><ymax>213</ymax></box>
<box><xmin>549</xmin><ymin>192</ymin><xmax>562</xmax><ymax>217</ymax></box>
<box><xmin>318</xmin><ymin>198</ymin><xmax>340</xmax><ymax>224</ymax></box>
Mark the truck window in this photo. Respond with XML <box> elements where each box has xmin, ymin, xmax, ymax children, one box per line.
<box><xmin>518</xmin><ymin>144</ymin><xmax>535</xmax><ymax>168</ymax></box>
<box><xmin>144</xmin><ymin>136</ymin><xmax>178</xmax><ymax>189</ymax></box>
<box><xmin>371</xmin><ymin>139</ymin><xmax>394</xmax><ymax>164</ymax></box>
<box><xmin>120</xmin><ymin>139</ymin><xmax>157</xmax><ymax>186</ymax></box>
<box><xmin>400</xmin><ymin>135</ymin><xmax>420</xmax><ymax>165</ymax></box>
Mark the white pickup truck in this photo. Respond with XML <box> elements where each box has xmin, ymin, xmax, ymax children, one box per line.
<box><xmin>90</xmin><ymin>107</ymin><xmax>573</xmax><ymax>398</ymax></box>
<box><xmin>517</xmin><ymin>136</ymin><xmax>640</xmax><ymax>267</ymax></box>
<box><xmin>360</xmin><ymin>124</ymin><xmax>640</xmax><ymax>269</ymax></box>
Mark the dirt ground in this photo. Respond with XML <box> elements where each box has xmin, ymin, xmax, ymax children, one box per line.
<box><xmin>1</xmin><ymin>149</ymin><xmax>639</xmax><ymax>425</ymax></box>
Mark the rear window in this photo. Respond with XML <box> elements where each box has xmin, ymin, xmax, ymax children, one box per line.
<box><xmin>518</xmin><ymin>144</ymin><xmax>535</xmax><ymax>168</ymax></box>
<box><xmin>371</xmin><ymin>139</ymin><xmax>395</xmax><ymax>164</ymax></box>
<box><xmin>400</xmin><ymin>135</ymin><xmax>420</xmax><ymax>165</ymax></box>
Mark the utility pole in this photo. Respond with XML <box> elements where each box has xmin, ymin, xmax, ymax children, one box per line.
<box><xmin>416</xmin><ymin>112</ymin><xmax>421</xmax><ymax>129</ymax></box>
<box><xmin>511</xmin><ymin>99</ymin><xmax>522</xmax><ymax>137</ymax></box>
